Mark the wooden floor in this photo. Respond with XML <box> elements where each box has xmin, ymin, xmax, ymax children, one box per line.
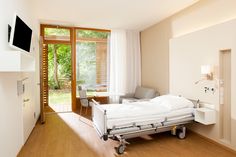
<box><xmin>18</xmin><ymin>113</ymin><xmax>236</xmax><ymax>157</ymax></box>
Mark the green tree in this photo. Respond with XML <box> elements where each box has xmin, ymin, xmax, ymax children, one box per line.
<box><xmin>53</xmin><ymin>44</ymin><xmax>60</xmax><ymax>89</ymax></box>
<box><xmin>45</xmin><ymin>28</ymin><xmax>72</xmax><ymax>89</ymax></box>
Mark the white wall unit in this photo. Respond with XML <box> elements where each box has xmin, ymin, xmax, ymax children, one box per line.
<box><xmin>0</xmin><ymin>73</ymin><xmax>23</xmax><ymax>157</ymax></box>
<box><xmin>0</xmin><ymin>73</ymin><xmax>36</xmax><ymax>157</ymax></box>
<box><xmin>0</xmin><ymin>0</ymin><xmax>39</xmax><ymax>156</ymax></box>
<box><xmin>22</xmin><ymin>78</ymin><xmax>35</xmax><ymax>143</ymax></box>
<box><xmin>0</xmin><ymin>51</ymin><xmax>35</xmax><ymax>72</ymax></box>
<box><xmin>195</xmin><ymin>108</ymin><xmax>216</xmax><ymax>125</ymax></box>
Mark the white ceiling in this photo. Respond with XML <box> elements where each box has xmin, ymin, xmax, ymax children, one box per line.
<box><xmin>31</xmin><ymin>0</ymin><xmax>199</xmax><ymax>31</ymax></box>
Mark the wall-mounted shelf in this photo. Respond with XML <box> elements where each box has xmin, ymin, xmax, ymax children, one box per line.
<box><xmin>0</xmin><ymin>51</ymin><xmax>35</xmax><ymax>72</ymax></box>
<box><xmin>194</xmin><ymin>107</ymin><xmax>216</xmax><ymax>125</ymax></box>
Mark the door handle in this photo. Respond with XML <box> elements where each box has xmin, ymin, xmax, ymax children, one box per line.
<box><xmin>23</xmin><ymin>99</ymin><xmax>30</xmax><ymax>102</ymax></box>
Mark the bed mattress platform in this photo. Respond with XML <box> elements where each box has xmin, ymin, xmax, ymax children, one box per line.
<box><xmin>92</xmin><ymin>95</ymin><xmax>195</xmax><ymax>154</ymax></box>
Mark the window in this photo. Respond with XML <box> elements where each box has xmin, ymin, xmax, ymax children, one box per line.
<box><xmin>76</xmin><ymin>29</ymin><xmax>109</xmax><ymax>95</ymax></box>
<box><xmin>44</xmin><ymin>27</ymin><xmax>70</xmax><ymax>41</ymax></box>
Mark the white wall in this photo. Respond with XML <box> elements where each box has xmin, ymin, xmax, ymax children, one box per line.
<box><xmin>141</xmin><ymin>0</ymin><xmax>236</xmax><ymax>94</ymax></box>
<box><xmin>0</xmin><ymin>0</ymin><xmax>40</xmax><ymax>156</ymax></box>
<box><xmin>0</xmin><ymin>73</ymin><xmax>23</xmax><ymax>157</ymax></box>
<box><xmin>141</xmin><ymin>0</ymin><xmax>236</xmax><ymax>151</ymax></box>
<box><xmin>170</xmin><ymin>18</ymin><xmax>236</xmax><ymax>150</ymax></box>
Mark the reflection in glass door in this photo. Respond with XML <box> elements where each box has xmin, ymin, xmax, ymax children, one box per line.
<box><xmin>76</xmin><ymin>29</ymin><xmax>110</xmax><ymax>96</ymax></box>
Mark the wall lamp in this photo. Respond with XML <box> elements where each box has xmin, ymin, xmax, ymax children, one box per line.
<box><xmin>195</xmin><ymin>65</ymin><xmax>214</xmax><ymax>84</ymax></box>
<box><xmin>195</xmin><ymin>65</ymin><xmax>218</xmax><ymax>94</ymax></box>
<box><xmin>201</xmin><ymin>65</ymin><xmax>213</xmax><ymax>80</ymax></box>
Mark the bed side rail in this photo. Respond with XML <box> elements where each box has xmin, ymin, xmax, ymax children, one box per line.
<box><xmin>91</xmin><ymin>99</ymin><xmax>107</xmax><ymax>140</ymax></box>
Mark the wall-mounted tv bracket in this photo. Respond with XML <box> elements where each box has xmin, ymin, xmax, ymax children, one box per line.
<box><xmin>8</xmin><ymin>24</ymin><xmax>11</xmax><ymax>42</ymax></box>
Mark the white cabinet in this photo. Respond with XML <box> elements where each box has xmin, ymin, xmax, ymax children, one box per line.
<box><xmin>0</xmin><ymin>51</ymin><xmax>35</xmax><ymax>72</ymax></box>
<box><xmin>22</xmin><ymin>78</ymin><xmax>35</xmax><ymax>142</ymax></box>
<box><xmin>194</xmin><ymin>108</ymin><xmax>216</xmax><ymax>125</ymax></box>
<box><xmin>0</xmin><ymin>50</ymin><xmax>36</xmax><ymax>141</ymax></box>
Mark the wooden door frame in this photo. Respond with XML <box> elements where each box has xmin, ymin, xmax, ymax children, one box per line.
<box><xmin>219</xmin><ymin>49</ymin><xmax>231</xmax><ymax>141</ymax></box>
<box><xmin>40</xmin><ymin>24</ymin><xmax>111</xmax><ymax>113</ymax></box>
<box><xmin>71</xmin><ymin>28</ymin><xmax>76</xmax><ymax>111</ymax></box>
<box><xmin>40</xmin><ymin>24</ymin><xmax>76</xmax><ymax>112</ymax></box>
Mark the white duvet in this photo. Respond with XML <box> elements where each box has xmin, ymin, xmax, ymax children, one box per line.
<box><xmin>102</xmin><ymin>95</ymin><xmax>194</xmax><ymax>119</ymax></box>
<box><xmin>99</xmin><ymin>95</ymin><xmax>194</xmax><ymax>129</ymax></box>
<box><xmin>103</xmin><ymin>101</ymin><xmax>169</xmax><ymax>119</ymax></box>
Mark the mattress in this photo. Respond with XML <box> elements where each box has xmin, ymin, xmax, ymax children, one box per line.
<box><xmin>99</xmin><ymin>101</ymin><xmax>194</xmax><ymax>129</ymax></box>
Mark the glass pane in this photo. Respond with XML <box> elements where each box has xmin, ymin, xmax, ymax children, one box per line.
<box><xmin>48</xmin><ymin>44</ymin><xmax>72</xmax><ymax>112</ymax></box>
<box><xmin>44</xmin><ymin>28</ymin><xmax>70</xmax><ymax>41</ymax></box>
<box><xmin>77</xmin><ymin>30</ymin><xmax>108</xmax><ymax>39</ymax></box>
<box><xmin>76</xmin><ymin>30</ymin><xmax>109</xmax><ymax>96</ymax></box>
<box><xmin>76</xmin><ymin>42</ymin><xmax>96</xmax><ymax>92</ymax></box>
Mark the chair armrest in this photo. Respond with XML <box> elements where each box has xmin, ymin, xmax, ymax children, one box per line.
<box><xmin>120</xmin><ymin>93</ymin><xmax>135</xmax><ymax>98</ymax></box>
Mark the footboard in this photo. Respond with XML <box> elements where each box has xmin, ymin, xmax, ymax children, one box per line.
<box><xmin>92</xmin><ymin>100</ymin><xmax>108</xmax><ymax>140</ymax></box>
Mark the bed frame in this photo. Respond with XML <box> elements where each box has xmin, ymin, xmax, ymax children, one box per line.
<box><xmin>92</xmin><ymin>100</ymin><xmax>194</xmax><ymax>154</ymax></box>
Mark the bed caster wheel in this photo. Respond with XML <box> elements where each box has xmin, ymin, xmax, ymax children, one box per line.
<box><xmin>116</xmin><ymin>144</ymin><xmax>125</xmax><ymax>154</ymax></box>
<box><xmin>103</xmin><ymin>134</ymin><xmax>108</xmax><ymax>141</ymax></box>
<box><xmin>176</xmin><ymin>129</ymin><xmax>186</xmax><ymax>139</ymax></box>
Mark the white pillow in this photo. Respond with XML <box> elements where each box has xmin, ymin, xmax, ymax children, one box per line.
<box><xmin>150</xmin><ymin>95</ymin><xmax>194</xmax><ymax>110</ymax></box>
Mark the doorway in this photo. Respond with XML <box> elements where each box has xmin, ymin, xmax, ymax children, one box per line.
<box><xmin>219</xmin><ymin>49</ymin><xmax>231</xmax><ymax>144</ymax></box>
<box><xmin>40</xmin><ymin>25</ymin><xmax>110</xmax><ymax>118</ymax></box>
<box><xmin>40</xmin><ymin>25</ymin><xmax>74</xmax><ymax>114</ymax></box>
<box><xmin>47</xmin><ymin>44</ymin><xmax>72</xmax><ymax>112</ymax></box>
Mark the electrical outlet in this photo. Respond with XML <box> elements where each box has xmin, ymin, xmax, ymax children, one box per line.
<box><xmin>204</xmin><ymin>87</ymin><xmax>209</xmax><ymax>93</ymax></box>
<box><xmin>211</xmin><ymin>88</ymin><xmax>215</xmax><ymax>94</ymax></box>
<box><xmin>204</xmin><ymin>86</ymin><xmax>215</xmax><ymax>94</ymax></box>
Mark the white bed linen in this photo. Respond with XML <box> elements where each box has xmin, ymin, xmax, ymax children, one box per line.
<box><xmin>150</xmin><ymin>95</ymin><xmax>194</xmax><ymax>110</ymax></box>
<box><xmin>99</xmin><ymin>101</ymin><xmax>194</xmax><ymax>129</ymax></box>
<box><xmin>103</xmin><ymin>101</ymin><xmax>171</xmax><ymax>120</ymax></box>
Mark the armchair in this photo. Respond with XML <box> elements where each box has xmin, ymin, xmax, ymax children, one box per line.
<box><xmin>119</xmin><ymin>86</ymin><xmax>159</xmax><ymax>103</ymax></box>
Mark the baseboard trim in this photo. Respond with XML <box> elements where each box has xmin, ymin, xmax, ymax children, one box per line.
<box><xmin>189</xmin><ymin>130</ymin><xmax>236</xmax><ymax>154</ymax></box>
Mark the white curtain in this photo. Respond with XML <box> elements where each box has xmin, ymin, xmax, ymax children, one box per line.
<box><xmin>108</xmin><ymin>30</ymin><xmax>141</xmax><ymax>103</ymax></box>
<box><xmin>125</xmin><ymin>31</ymin><xmax>141</xmax><ymax>93</ymax></box>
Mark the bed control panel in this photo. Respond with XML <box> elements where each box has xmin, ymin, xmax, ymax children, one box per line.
<box><xmin>194</xmin><ymin>108</ymin><xmax>216</xmax><ymax>125</ymax></box>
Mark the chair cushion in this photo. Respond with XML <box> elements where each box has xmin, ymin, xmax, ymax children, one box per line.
<box><xmin>134</xmin><ymin>86</ymin><xmax>156</xmax><ymax>99</ymax></box>
<box><xmin>122</xmin><ymin>98</ymin><xmax>139</xmax><ymax>104</ymax></box>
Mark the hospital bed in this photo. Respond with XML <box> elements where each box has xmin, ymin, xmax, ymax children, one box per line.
<box><xmin>92</xmin><ymin>95</ymin><xmax>196</xmax><ymax>154</ymax></box>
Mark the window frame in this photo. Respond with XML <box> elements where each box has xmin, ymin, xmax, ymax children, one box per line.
<box><xmin>40</xmin><ymin>24</ymin><xmax>110</xmax><ymax>112</ymax></box>
<box><xmin>75</xmin><ymin>28</ymin><xmax>110</xmax><ymax>93</ymax></box>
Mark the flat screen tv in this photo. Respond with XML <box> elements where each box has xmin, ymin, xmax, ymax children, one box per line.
<box><xmin>9</xmin><ymin>14</ymin><xmax>32</xmax><ymax>53</ymax></box>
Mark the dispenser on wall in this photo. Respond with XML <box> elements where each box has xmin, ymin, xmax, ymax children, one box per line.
<box><xmin>17</xmin><ymin>77</ymin><xmax>28</xmax><ymax>96</ymax></box>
